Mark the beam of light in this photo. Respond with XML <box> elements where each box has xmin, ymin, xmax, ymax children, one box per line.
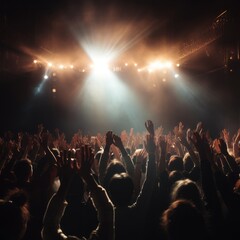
<box><xmin>147</xmin><ymin>60</ymin><xmax>173</xmax><ymax>72</ymax></box>
<box><xmin>34</xmin><ymin>71</ymin><xmax>50</xmax><ymax>95</ymax></box>
<box><xmin>76</xmin><ymin>69</ymin><xmax>148</xmax><ymax>132</ymax></box>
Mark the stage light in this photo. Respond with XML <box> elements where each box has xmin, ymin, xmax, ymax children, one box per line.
<box><xmin>91</xmin><ymin>56</ymin><xmax>109</xmax><ymax>72</ymax></box>
<box><xmin>44</xmin><ymin>75</ymin><xmax>49</xmax><ymax>79</ymax></box>
<box><xmin>176</xmin><ymin>63</ymin><xmax>180</xmax><ymax>67</ymax></box>
<box><xmin>33</xmin><ymin>60</ymin><xmax>38</xmax><ymax>64</ymax></box>
<box><xmin>52</xmin><ymin>88</ymin><xmax>56</xmax><ymax>93</ymax></box>
<box><xmin>149</xmin><ymin>61</ymin><xmax>163</xmax><ymax>71</ymax></box>
<box><xmin>48</xmin><ymin>62</ymin><xmax>53</xmax><ymax>67</ymax></box>
<box><xmin>174</xmin><ymin>73</ymin><xmax>179</xmax><ymax>78</ymax></box>
<box><xmin>70</xmin><ymin>65</ymin><xmax>74</xmax><ymax>69</ymax></box>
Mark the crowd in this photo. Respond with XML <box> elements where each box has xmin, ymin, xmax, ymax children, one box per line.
<box><xmin>0</xmin><ymin>121</ymin><xmax>239</xmax><ymax>240</ymax></box>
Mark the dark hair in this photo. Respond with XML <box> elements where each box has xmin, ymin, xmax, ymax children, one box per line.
<box><xmin>171</xmin><ymin>179</ymin><xmax>203</xmax><ymax>212</ymax></box>
<box><xmin>168</xmin><ymin>155</ymin><xmax>183</xmax><ymax>172</ymax></box>
<box><xmin>13</xmin><ymin>159</ymin><xmax>33</xmax><ymax>182</ymax></box>
<box><xmin>103</xmin><ymin>159</ymin><xmax>126</xmax><ymax>189</ymax></box>
<box><xmin>108</xmin><ymin>173</ymin><xmax>134</xmax><ymax>206</ymax></box>
<box><xmin>161</xmin><ymin>199</ymin><xmax>206</xmax><ymax>240</ymax></box>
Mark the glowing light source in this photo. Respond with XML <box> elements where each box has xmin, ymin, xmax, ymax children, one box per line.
<box><xmin>91</xmin><ymin>56</ymin><xmax>110</xmax><ymax>72</ymax></box>
<box><xmin>59</xmin><ymin>65</ymin><xmax>64</xmax><ymax>69</ymax></box>
<box><xmin>48</xmin><ymin>62</ymin><xmax>53</xmax><ymax>67</ymax></box>
<box><xmin>52</xmin><ymin>88</ymin><xmax>56</xmax><ymax>93</ymax></box>
<box><xmin>174</xmin><ymin>73</ymin><xmax>179</xmax><ymax>78</ymax></box>
<box><xmin>33</xmin><ymin>60</ymin><xmax>38</xmax><ymax>64</ymax></box>
<box><xmin>176</xmin><ymin>63</ymin><xmax>180</xmax><ymax>67</ymax></box>
<box><xmin>44</xmin><ymin>75</ymin><xmax>49</xmax><ymax>79</ymax></box>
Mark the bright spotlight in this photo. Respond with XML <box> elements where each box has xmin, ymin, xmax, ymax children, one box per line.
<box><xmin>48</xmin><ymin>62</ymin><xmax>53</xmax><ymax>67</ymax></box>
<box><xmin>92</xmin><ymin>57</ymin><xmax>109</xmax><ymax>72</ymax></box>
<box><xmin>33</xmin><ymin>60</ymin><xmax>38</xmax><ymax>64</ymax></box>
<box><xmin>52</xmin><ymin>88</ymin><xmax>56</xmax><ymax>93</ymax></box>
<box><xmin>70</xmin><ymin>65</ymin><xmax>74</xmax><ymax>69</ymax></box>
<box><xmin>149</xmin><ymin>61</ymin><xmax>163</xmax><ymax>70</ymax></box>
<box><xmin>44</xmin><ymin>75</ymin><xmax>49</xmax><ymax>79</ymax></box>
<box><xmin>174</xmin><ymin>73</ymin><xmax>179</xmax><ymax>78</ymax></box>
<box><xmin>176</xmin><ymin>63</ymin><xmax>180</xmax><ymax>67</ymax></box>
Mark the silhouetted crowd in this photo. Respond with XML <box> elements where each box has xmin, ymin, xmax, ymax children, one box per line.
<box><xmin>0</xmin><ymin>121</ymin><xmax>240</xmax><ymax>240</ymax></box>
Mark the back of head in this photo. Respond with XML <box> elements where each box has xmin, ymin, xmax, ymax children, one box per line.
<box><xmin>104</xmin><ymin>159</ymin><xmax>126</xmax><ymax>189</ymax></box>
<box><xmin>108</xmin><ymin>173</ymin><xmax>134</xmax><ymax>207</ymax></box>
<box><xmin>183</xmin><ymin>152</ymin><xmax>194</xmax><ymax>172</ymax></box>
<box><xmin>168</xmin><ymin>170</ymin><xmax>184</xmax><ymax>187</ymax></box>
<box><xmin>13</xmin><ymin>159</ymin><xmax>33</xmax><ymax>183</ymax></box>
<box><xmin>0</xmin><ymin>190</ymin><xmax>29</xmax><ymax>240</ymax></box>
<box><xmin>161</xmin><ymin>199</ymin><xmax>206</xmax><ymax>240</ymax></box>
<box><xmin>171</xmin><ymin>179</ymin><xmax>203</xmax><ymax>211</ymax></box>
<box><xmin>168</xmin><ymin>155</ymin><xmax>183</xmax><ymax>172</ymax></box>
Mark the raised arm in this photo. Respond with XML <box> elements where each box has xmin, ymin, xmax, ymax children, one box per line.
<box><xmin>79</xmin><ymin>145</ymin><xmax>115</xmax><ymax>240</ymax></box>
<box><xmin>113</xmin><ymin>134</ymin><xmax>135</xmax><ymax>178</ymax></box>
<box><xmin>41</xmin><ymin>150</ymin><xmax>78</xmax><ymax>240</ymax></box>
<box><xmin>98</xmin><ymin>131</ymin><xmax>113</xmax><ymax>185</ymax></box>
<box><xmin>135</xmin><ymin>120</ymin><xmax>157</xmax><ymax>209</ymax></box>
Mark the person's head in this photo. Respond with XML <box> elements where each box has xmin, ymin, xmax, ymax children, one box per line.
<box><xmin>0</xmin><ymin>190</ymin><xmax>30</xmax><ymax>240</ymax></box>
<box><xmin>183</xmin><ymin>152</ymin><xmax>194</xmax><ymax>173</ymax></box>
<box><xmin>13</xmin><ymin>159</ymin><xmax>33</xmax><ymax>183</ymax></box>
<box><xmin>168</xmin><ymin>170</ymin><xmax>184</xmax><ymax>187</ymax></box>
<box><xmin>103</xmin><ymin>159</ymin><xmax>126</xmax><ymax>189</ymax></box>
<box><xmin>132</xmin><ymin>149</ymin><xmax>147</xmax><ymax>173</ymax></box>
<box><xmin>171</xmin><ymin>179</ymin><xmax>203</xmax><ymax>212</ymax></box>
<box><xmin>108</xmin><ymin>172</ymin><xmax>134</xmax><ymax>207</ymax></box>
<box><xmin>161</xmin><ymin>199</ymin><xmax>206</xmax><ymax>240</ymax></box>
<box><xmin>168</xmin><ymin>155</ymin><xmax>183</xmax><ymax>172</ymax></box>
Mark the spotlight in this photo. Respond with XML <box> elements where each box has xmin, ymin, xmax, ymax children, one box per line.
<box><xmin>92</xmin><ymin>57</ymin><xmax>109</xmax><ymax>72</ymax></box>
<box><xmin>44</xmin><ymin>75</ymin><xmax>49</xmax><ymax>79</ymax></box>
<box><xmin>33</xmin><ymin>60</ymin><xmax>38</xmax><ymax>64</ymax></box>
<box><xmin>48</xmin><ymin>62</ymin><xmax>53</xmax><ymax>67</ymax></box>
<box><xmin>52</xmin><ymin>88</ymin><xmax>56</xmax><ymax>93</ymax></box>
<box><xmin>174</xmin><ymin>73</ymin><xmax>179</xmax><ymax>78</ymax></box>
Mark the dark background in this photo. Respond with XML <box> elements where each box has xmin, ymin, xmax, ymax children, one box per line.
<box><xmin>0</xmin><ymin>0</ymin><xmax>239</xmax><ymax>137</ymax></box>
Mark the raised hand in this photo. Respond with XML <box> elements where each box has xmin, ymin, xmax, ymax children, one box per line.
<box><xmin>76</xmin><ymin>145</ymin><xmax>94</xmax><ymax>180</ymax></box>
<box><xmin>105</xmin><ymin>131</ymin><xmax>113</xmax><ymax>147</ymax></box>
<box><xmin>195</xmin><ymin>122</ymin><xmax>203</xmax><ymax>133</ymax></box>
<box><xmin>58</xmin><ymin>150</ymin><xmax>78</xmax><ymax>185</ymax></box>
<box><xmin>145</xmin><ymin>120</ymin><xmax>154</xmax><ymax>136</ymax></box>
<box><xmin>112</xmin><ymin>134</ymin><xmax>124</xmax><ymax>150</ymax></box>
